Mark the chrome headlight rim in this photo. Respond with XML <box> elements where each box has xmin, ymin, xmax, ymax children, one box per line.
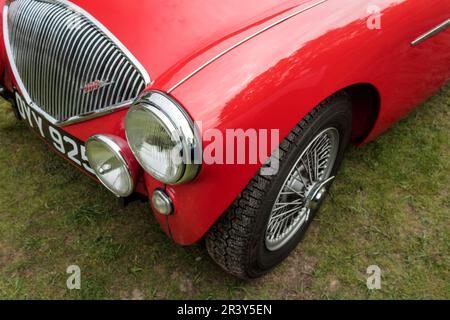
<box><xmin>86</xmin><ymin>134</ymin><xmax>135</xmax><ymax>197</ymax></box>
<box><xmin>125</xmin><ymin>91</ymin><xmax>202</xmax><ymax>185</ymax></box>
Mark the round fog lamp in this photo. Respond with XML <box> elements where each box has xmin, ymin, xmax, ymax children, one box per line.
<box><xmin>86</xmin><ymin>135</ymin><xmax>137</xmax><ymax>197</ymax></box>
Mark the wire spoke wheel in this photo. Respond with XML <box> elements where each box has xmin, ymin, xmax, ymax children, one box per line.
<box><xmin>265</xmin><ymin>128</ymin><xmax>340</xmax><ymax>251</ymax></box>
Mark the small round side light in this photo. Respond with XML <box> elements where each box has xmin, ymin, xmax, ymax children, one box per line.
<box><xmin>152</xmin><ymin>189</ymin><xmax>174</xmax><ymax>216</ymax></box>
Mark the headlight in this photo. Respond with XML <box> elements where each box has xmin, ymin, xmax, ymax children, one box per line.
<box><xmin>86</xmin><ymin>135</ymin><xmax>137</xmax><ymax>197</ymax></box>
<box><xmin>125</xmin><ymin>91</ymin><xmax>201</xmax><ymax>185</ymax></box>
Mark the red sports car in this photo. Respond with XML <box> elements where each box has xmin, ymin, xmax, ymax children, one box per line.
<box><xmin>0</xmin><ymin>0</ymin><xmax>448</xmax><ymax>278</ymax></box>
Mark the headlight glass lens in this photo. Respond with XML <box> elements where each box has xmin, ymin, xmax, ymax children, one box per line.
<box><xmin>125</xmin><ymin>91</ymin><xmax>201</xmax><ymax>185</ymax></box>
<box><xmin>126</xmin><ymin>104</ymin><xmax>184</xmax><ymax>184</ymax></box>
<box><xmin>86</xmin><ymin>136</ymin><xmax>134</xmax><ymax>197</ymax></box>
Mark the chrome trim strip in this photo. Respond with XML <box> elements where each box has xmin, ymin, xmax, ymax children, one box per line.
<box><xmin>3</xmin><ymin>0</ymin><xmax>151</xmax><ymax>127</ymax></box>
<box><xmin>59</xmin><ymin>100</ymin><xmax>134</xmax><ymax>126</ymax></box>
<box><xmin>411</xmin><ymin>18</ymin><xmax>450</xmax><ymax>46</ymax></box>
<box><xmin>167</xmin><ymin>0</ymin><xmax>327</xmax><ymax>93</ymax></box>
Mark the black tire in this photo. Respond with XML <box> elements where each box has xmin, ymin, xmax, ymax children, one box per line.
<box><xmin>205</xmin><ymin>93</ymin><xmax>352</xmax><ymax>279</ymax></box>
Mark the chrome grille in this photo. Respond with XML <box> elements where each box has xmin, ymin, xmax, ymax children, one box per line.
<box><xmin>5</xmin><ymin>0</ymin><xmax>149</xmax><ymax>124</ymax></box>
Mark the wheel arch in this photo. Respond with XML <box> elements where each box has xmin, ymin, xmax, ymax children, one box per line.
<box><xmin>323</xmin><ymin>83</ymin><xmax>381</xmax><ymax>144</ymax></box>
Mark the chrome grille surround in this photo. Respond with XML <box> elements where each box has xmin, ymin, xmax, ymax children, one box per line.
<box><xmin>4</xmin><ymin>0</ymin><xmax>151</xmax><ymax>126</ymax></box>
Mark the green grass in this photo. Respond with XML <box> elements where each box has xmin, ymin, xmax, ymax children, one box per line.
<box><xmin>0</xmin><ymin>85</ymin><xmax>449</xmax><ymax>299</ymax></box>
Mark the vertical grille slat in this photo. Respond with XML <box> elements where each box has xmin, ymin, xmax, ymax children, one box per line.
<box><xmin>91</xmin><ymin>46</ymin><xmax>117</xmax><ymax>109</ymax></box>
<box><xmin>6</xmin><ymin>0</ymin><xmax>148</xmax><ymax>124</ymax></box>
<box><xmin>35</xmin><ymin>6</ymin><xmax>65</xmax><ymax>110</ymax></box>
<box><xmin>49</xmin><ymin>11</ymin><xmax>73</xmax><ymax>119</ymax></box>
<box><xmin>67</xmin><ymin>25</ymin><xmax>97</xmax><ymax>117</ymax></box>
<box><xmin>34</xmin><ymin>6</ymin><xmax>68</xmax><ymax>115</ymax></box>
<box><xmin>99</xmin><ymin>52</ymin><xmax>124</xmax><ymax>109</ymax></box>
<box><xmin>27</xmin><ymin>3</ymin><xmax>50</xmax><ymax>103</ymax></box>
<box><xmin>81</xmin><ymin>36</ymin><xmax>104</xmax><ymax>113</ymax></box>
<box><xmin>109</xmin><ymin>61</ymin><xmax>132</xmax><ymax>107</ymax></box>
<box><xmin>55</xmin><ymin>16</ymin><xmax>79</xmax><ymax>120</ymax></box>
<box><xmin>58</xmin><ymin>22</ymin><xmax>89</xmax><ymax>120</ymax></box>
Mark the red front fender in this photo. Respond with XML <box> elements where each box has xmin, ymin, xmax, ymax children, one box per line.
<box><xmin>162</xmin><ymin>0</ymin><xmax>450</xmax><ymax>245</ymax></box>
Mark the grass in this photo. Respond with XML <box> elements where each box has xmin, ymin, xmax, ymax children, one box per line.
<box><xmin>0</xmin><ymin>85</ymin><xmax>449</xmax><ymax>300</ymax></box>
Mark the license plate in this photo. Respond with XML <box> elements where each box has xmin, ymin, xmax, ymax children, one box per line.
<box><xmin>14</xmin><ymin>92</ymin><xmax>95</xmax><ymax>176</ymax></box>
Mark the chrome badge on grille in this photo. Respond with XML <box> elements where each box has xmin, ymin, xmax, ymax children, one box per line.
<box><xmin>81</xmin><ymin>80</ymin><xmax>115</xmax><ymax>94</ymax></box>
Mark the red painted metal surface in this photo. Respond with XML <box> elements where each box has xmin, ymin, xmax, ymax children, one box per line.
<box><xmin>2</xmin><ymin>0</ymin><xmax>449</xmax><ymax>245</ymax></box>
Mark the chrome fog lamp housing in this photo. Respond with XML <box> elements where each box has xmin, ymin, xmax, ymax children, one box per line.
<box><xmin>86</xmin><ymin>134</ymin><xmax>138</xmax><ymax>197</ymax></box>
<box><xmin>125</xmin><ymin>91</ymin><xmax>202</xmax><ymax>185</ymax></box>
<box><xmin>152</xmin><ymin>189</ymin><xmax>174</xmax><ymax>216</ymax></box>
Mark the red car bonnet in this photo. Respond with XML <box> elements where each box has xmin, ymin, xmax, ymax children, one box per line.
<box><xmin>68</xmin><ymin>0</ymin><xmax>313</xmax><ymax>90</ymax></box>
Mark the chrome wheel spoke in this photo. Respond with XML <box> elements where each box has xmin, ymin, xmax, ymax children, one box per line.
<box><xmin>283</xmin><ymin>184</ymin><xmax>305</xmax><ymax>197</ymax></box>
<box><xmin>295</xmin><ymin>166</ymin><xmax>310</xmax><ymax>188</ymax></box>
<box><xmin>265</xmin><ymin>128</ymin><xmax>340</xmax><ymax>251</ymax></box>
<box><xmin>270</xmin><ymin>203</ymin><xmax>304</xmax><ymax>221</ymax></box>
<box><xmin>272</xmin><ymin>198</ymin><xmax>304</xmax><ymax>213</ymax></box>
<box><xmin>300</xmin><ymin>158</ymin><xmax>313</xmax><ymax>184</ymax></box>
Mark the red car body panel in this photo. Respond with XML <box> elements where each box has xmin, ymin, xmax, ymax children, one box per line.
<box><xmin>2</xmin><ymin>0</ymin><xmax>449</xmax><ymax>245</ymax></box>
